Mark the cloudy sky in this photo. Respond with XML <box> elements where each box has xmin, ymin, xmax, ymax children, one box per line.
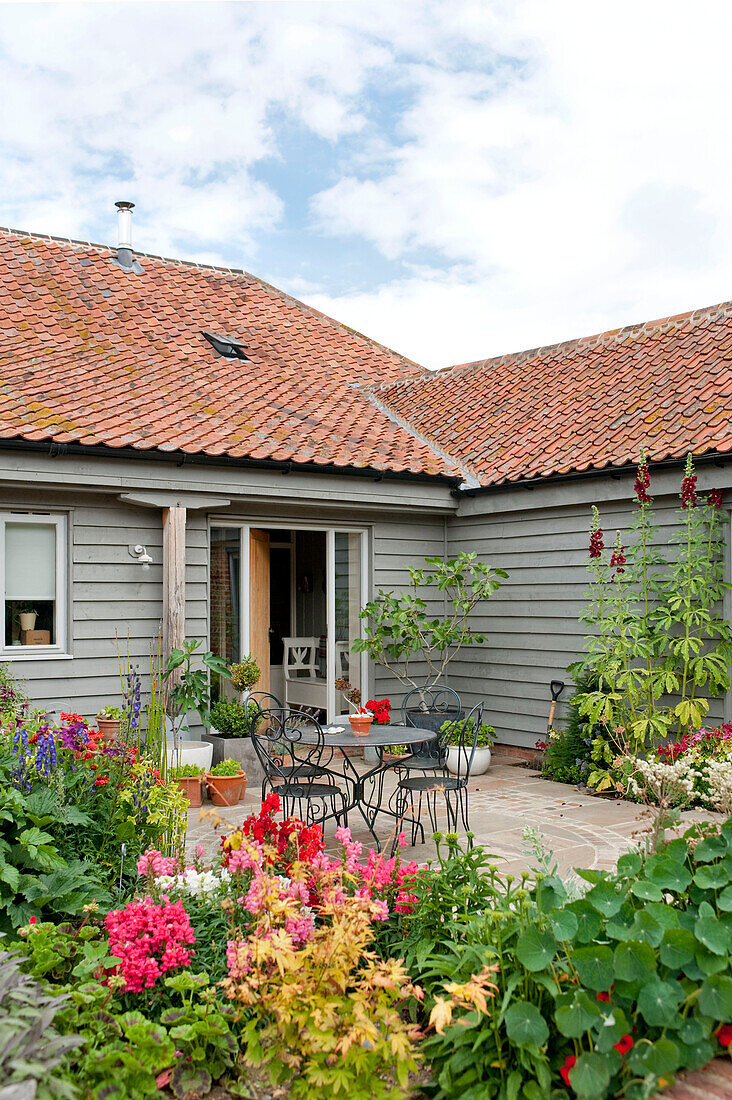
<box><xmin>1</xmin><ymin>0</ymin><xmax>732</xmax><ymax>368</ymax></box>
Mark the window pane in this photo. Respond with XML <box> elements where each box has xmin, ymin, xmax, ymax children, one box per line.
<box><xmin>334</xmin><ymin>532</ymin><xmax>362</xmax><ymax>697</ymax></box>
<box><xmin>210</xmin><ymin>527</ymin><xmax>241</xmax><ymax>701</ymax></box>
<box><xmin>5</xmin><ymin>523</ymin><xmax>57</xmax><ymax>647</ymax></box>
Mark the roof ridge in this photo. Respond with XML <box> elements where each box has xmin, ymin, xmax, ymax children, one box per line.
<box><xmin>368</xmin><ymin>297</ymin><xmax>732</xmax><ymax>394</ymax></box>
<box><xmin>0</xmin><ymin>224</ymin><xmax>426</xmax><ymax>381</ymax></box>
<box><xmin>354</xmin><ymin>381</ymin><xmax>482</xmax><ymax>487</ymax></box>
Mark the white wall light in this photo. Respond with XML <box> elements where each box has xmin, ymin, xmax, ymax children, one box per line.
<box><xmin>129</xmin><ymin>544</ymin><xmax>153</xmax><ymax>570</ymax></box>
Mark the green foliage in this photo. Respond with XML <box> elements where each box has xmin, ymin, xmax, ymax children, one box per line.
<box><xmin>354</xmin><ymin>552</ymin><xmax>507</xmax><ymax>697</ymax></box>
<box><xmin>168</xmin><ymin>763</ymin><xmax>204</xmax><ymax>778</ymax></box>
<box><xmin>96</xmin><ymin>705</ymin><xmax>124</xmax><ymax>720</ymax></box>
<box><xmin>411</xmin><ymin>821</ymin><xmax>732</xmax><ymax>1098</ymax></box>
<box><xmin>164</xmin><ymin>639</ymin><xmax>232</xmax><ymax>727</ymax></box>
<box><xmin>543</xmin><ymin>672</ymin><xmax>604</xmax><ymax>785</ymax></box>
<box><xmin>229</xmin><ymin>653</ymin><xmax>261</xmax><ymax>691</ymax></box>
<box><xmin>572</xmin><ymin>455</ymin><xmax>732</xmax><ymax>790</ymax></box>
<box><xmin>208</xmin><ymin>757</ymin><xmax>243</xmax><ymax>777</ymax></box>
<box><xmin>0</xmin><ymin>949</ymin><xmax>81</xmax><ymax>1100</ymax></box>
<box><xmin>439</xmin><ymin>717</ymin><xmax>496</xmax><ymax>747</ymax></box>
<box><xmin>0</xmin><ymin>764</ymin><xmax>110</xmax><ymax>930</ymax></box>
<box><xmin>210</xmin><ymin>698</ymin><xmax>258</xmax><ymax>737</ymax></box>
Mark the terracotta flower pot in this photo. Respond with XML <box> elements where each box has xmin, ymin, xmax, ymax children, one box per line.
<box><xmin>174</xmin><ymin>775</ymin><xmax>203</xmax><ymax>807</ymax></box>
<box><xmin>97</xmin><ymin>718</ymin><xmax>121</xmax><ymax>742</ymax></box>
<box><xmin>205</xmin><ymin>771</ymin><xmax>247</xmax><ymax>807</ymax></box>
<box><xmin>349</xmin><ymin>714</ymin><xmax>374</xmax><ymax>736</ymax></box>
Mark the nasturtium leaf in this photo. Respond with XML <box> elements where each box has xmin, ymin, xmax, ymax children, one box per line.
<box><xmin>637</xmin><ymin>979</ymin><xmax>684</xmax><ymax>1027</ymax></box>
<box><xmin>551</xmin><ymin>909</ymin><xmax>578</xmax><ymax>942</ymax></box>
<box><xmin>614</xmin><ymin>939</ymin><xmax>657</xmax><ymax>984</ymax></box>
<box><xmin>698</xmin><ymin>974</ymin><xmax>732</xmax><ymax>1017</ymax></box>
<box><xmin>694</xmin><ymin>834</ymin><xmax>728</xmax><ymax>862</ymax></box>
<box><xmin>717</xmin><ymin>884</ymin><xmax>732</xmax><ymax>911</ymax></box>
<box><xmin>647</xmin><ymin>858</ymin><xmax>692</xmax><ymax>893</ymax></box>
<box><xmin>617</xmin><ymin>850</ymin><xmax>643</xmax><ymax>877</ymax></box>
<box><xmin>632</xmin><ymin>911</ymin><xmax>663</xmax><ymax>948</ymax></box>
<box><xmin>503</xmin><ymin>1001</ymin><xmax>549</xmax><ymax>1048</ymax></box>
<box><xmin>644</xmin><ymin>902</ymin><xmax>680</xmax><ymax>931</ymax></box>
<box><xmin>555</xmin><ymin>991</ymin><xmax>601</xmax><ymax>1038</ymax></box>
<box><xmin>594</xmin><ymin>1008</ymin><xmax>631</xmax><ymax>1053</ymax></box>
<box><xmin>679</xmin><ymin>1039</ymin><xmax>715</xmax><ymax>1072</ymax></box>
<box><xmin>694</xmin><ymin>913</ymin><xmax>729</xmax><ymax>955</ymax></box>
<box><xmin>659</xmin><ymin>928</ymin><xmax>696</xmax><ymax>969</ymax></box>
<box><xmin>516</xmin><ymin>926</ymin><xmax>558</xmax><ymax>972</ymax></box>
<box><xmin>630</xmin><ymin>880</ymin><xmax>663</xmax><ymax>902</ymax></box>
<box><xmin>694</xmin><ymin>946</ymin><xmax>729</xmax><ymax>976</ymax></box>
<box><xmin>584</xmin><ymin>880</ymin><xmax>624</xmax><ymax>917</ymax></box>
<box><xmin>566</xmin><ymin>900</ymin><xmax>602</xmax><ymax>943</ymax></box>
<box><xmin>628</xmin><ymin>1038</ymin><xmax>680</xmax><ymax>1077</ymax></box>
<box><xmin>572</xmin><ymin>946</ymin><xmax>614</xmax><ymax>991</ymax></box>
<box><xmin>694</xmin><ymin>864</ymin><xmax>730</xmax><ymax>890</ymax></box>
<box><xmin>679</xmin><ymin>1017</ymin><xmax>705</xmax><ymax>1045</ymax></box>
<box><xmin>568</xmin><ymin>1052</ymin><xmax>611</xmax><ymax>1097</ymax></box>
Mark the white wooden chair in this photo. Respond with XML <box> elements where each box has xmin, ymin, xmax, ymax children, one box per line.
<box><xmin>282</xmin><ymin>637</ymin><xmax>350</xmax><ymax>712</ymax></box>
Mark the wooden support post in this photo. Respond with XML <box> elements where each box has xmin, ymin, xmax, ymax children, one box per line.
<box><xmin>162</xmin><ymin>506</ymin><xmax>186</xmax><ymax>670</ymax></box>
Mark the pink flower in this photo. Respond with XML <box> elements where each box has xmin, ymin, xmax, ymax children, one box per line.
<box><xmin>104</xmin><ymin>899</ymin><xmax>195</xmax><ymax>992</ymax></box>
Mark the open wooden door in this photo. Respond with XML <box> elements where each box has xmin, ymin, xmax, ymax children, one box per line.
<box><xmin>249</xmin><ymin>529</ymin><xmax>270</xmax><ymax>696</ymax></box>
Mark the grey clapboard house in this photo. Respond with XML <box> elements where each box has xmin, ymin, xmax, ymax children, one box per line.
<box><xmin>1</xmin><ymin>207</ymin><xmax>731</xmax><ymax>747</ymax></box>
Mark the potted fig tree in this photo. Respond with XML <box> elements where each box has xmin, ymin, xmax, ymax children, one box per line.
<box><xmin>354</xmin><ymin>552</ymin><xmax>506</xmax><ymax>729</ymax></box>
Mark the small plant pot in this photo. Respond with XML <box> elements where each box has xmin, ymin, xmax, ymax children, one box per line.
<box><xmin>445</xmin><ymin>745</ymin><xmax>492</xmax><ymax>776</ymax></box>
<box><xmin>205</xmin><ymin>771</ymin><xmax>247</xmax><ymax>807</ymax></box>
<box><xmin>19</xmin><ymin>612</ymin><xmax>37</xmax><ymax>631</ymax></box>
<box><xmin>174</xmin><ymin>775</ymin><xmax>203</xmax><ymax>807</ymax></box>
<box><xmin>349</xmin><ymin>714</ymin><xmax>374</xmax><ymax>736</ymax></box>
<box><xmin>97</xmin><ymin>718</ymin><xmax>122</xmax><ymax>742</ymax></box>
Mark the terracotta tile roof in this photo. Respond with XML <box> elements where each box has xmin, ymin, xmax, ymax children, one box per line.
<box><xmin>370</xmin><ymin>304</ymin><xmax>732</xmax><ymax>486</ymax></box>
<box><xmin>0</xmin><ymin>227</ymin><xmax>462</xmax><ymax>481</ymax></box>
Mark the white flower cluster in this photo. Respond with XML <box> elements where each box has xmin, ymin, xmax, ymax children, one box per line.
<box><xmin>705</xmin><ymin>758</ymin><xmax>732</xmax><ymax>815</ymax></box>
<box><xmin>156</xmin><ymin>866</ymin><xmax>232</xmax><ymax>898</ymax></box>
<box><xmin>626</xmin><ymin>756</ymin><xmax>697</xmax><ymax>805</ymax></box>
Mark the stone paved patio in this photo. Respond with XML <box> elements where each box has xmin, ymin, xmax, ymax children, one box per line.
<box><xmin>187</xmin><ymin>756</ymin><xmax>719</xmax><ymax>874</ymax></box>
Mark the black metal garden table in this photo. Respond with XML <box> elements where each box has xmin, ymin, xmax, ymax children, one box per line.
<box><xmin>298</xmin><ymin>722</ymin><xmax>435</xmax><ymax>850</ymax></box>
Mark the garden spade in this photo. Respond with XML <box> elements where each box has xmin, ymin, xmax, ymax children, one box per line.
<box><xmin>547</xmin><ymin>680</ymin><xmax>565</xmax><ymax>731</ymax></box>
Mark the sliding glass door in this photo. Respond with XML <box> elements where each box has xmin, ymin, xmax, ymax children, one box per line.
<box><xmin>209</xmin><ymin>522</ymin><xmax>368</xmax><ymax>719</ymax></box>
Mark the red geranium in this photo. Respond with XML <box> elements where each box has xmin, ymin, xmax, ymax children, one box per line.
<box><xmin>366</xmin><ymin>698</ymin><xmax>391</xmax><ymax>725</ymax></box>
<box><xmin>221</xmin><ymin>793</ymin><xmax>324</xmax><ymax>871</ymax></box>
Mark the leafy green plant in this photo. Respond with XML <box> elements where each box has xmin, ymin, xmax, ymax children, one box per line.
<box><xmin>168</xmin><ymin>763</ymin><xmax>204</xmax><ymax>778</ymax></box>
<box><xmin>96</xmin><ymin>705</ymin><xmax>124</xmax><ymax>720</ymax></box>
<box><xmin>229</xmin><ymin>653</ymin><xmax>261</xmax><ymax>692</ymax></box>
<box><xmin>408</xmin><ymin>822</ymin><xmax>732</xmax><ymax>1099</ymax></box>
<box><xmin>354</xmin><ymin>552</ymin><xmax>507</xmax><ymax>705</ymax></box>
<box><xmin>208</xmin><ymin>758</ymin><xmax>242</xmax><ymax>777</ymax></box>
<box><xmin>439</xmin><ymin>718</ymin><xmax>496</xmax><ymax>747</ymax></box>
<box><xmin>159</xmin><ymin>972</ymin><xmax>238</xmax><ymax>1096</ymax></box>
<box><xmin>209</xmin><ymin>698</ymin><xmax>256</xmax><ymax>738</ymax></box>
<box><xmin>542</xmin><ymin>672</ymin><xmax>603</xmax><ymax>785</ymax></box>
<box><xmin>164</xmin><ymin>639</ymin><xmax>232</xmax><ymax>727</ymax></box>
<box><xmin>0</xmin><ymin>949</ymin><xmax>81</xmax><ymax>1100</ymax></box>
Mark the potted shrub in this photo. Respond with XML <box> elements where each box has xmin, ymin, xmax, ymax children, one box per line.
<box><xmin>441</xmin><ymin>718</ymin><xmax>496</xmax><ymax>776</ymax></box>
<box><xmin>204</xmin><ymin>698</ymin><xmax>264</xmax><ymax>778</ymax></box>
<box><xmin>205</xmin><ymin>757</ymin><xmax>247</xmax><ymax>807</ymax></box>
<box><xmin>169</xmin><ymin>763</ymin><xmax>204</xmax><ymax>807</ymax></box>
<box><xmin>96</xmin><ymin>705</ymin><xmax>124</xmax><ymax>741</ymax></box>
<box><xmin>229</xmin><ymin>654</ymin><xmax>261</xmax><ymax>699</ymax></box>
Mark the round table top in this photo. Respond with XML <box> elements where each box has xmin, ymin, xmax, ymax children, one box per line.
<box><xmin>298</xmin><ymin>722</ymin><xmax>435</xmax><ymax>748</ymax></box>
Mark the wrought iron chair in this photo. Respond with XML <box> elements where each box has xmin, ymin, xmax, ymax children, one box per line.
<box><xmin>391</xmin><ymin>685</ymin><xmax>463</xmax><ymax>772</ymax></box>
<box><xmin>389</xmin><ymin>702</ymin><xmax>483</xmax><ymax>853</ymax></box>
<box><xmin>251</xmin><ymin>706</ymin><xmax>352</xmax><ymax>828</ymax></box>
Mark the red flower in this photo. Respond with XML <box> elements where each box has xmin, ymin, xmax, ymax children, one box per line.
<box><xmin>708</xmin><ymin>489</ymin><xmax>723</xmax><ymax>509</ymax></box>
<box><xmin>614</xmin><ymin>1034</ymin><xmax>634</xmax><ymax>1055</ymax></box>
<box><xmin>589</xmin><ymin>528</ymin><xmax>604</xmax><ymax>558</ymax></box>
<box><xmin>634</xmin><ymin>458</ymin><xmax>651</xmax><ymax>504</ymax></box>
<box><xmin>681</xmin><ymin>474</ymin><xmax>698</xmax><ymax>509</ymax></box>
<box><xmin>717</xmin><ymin>1025</ymin><xmax>732</xmax><ymax>1049</ymax></box>
<box><xmin>597</xmin><ymin>990</ymin><xmax>611</xmax><ymax>1003</ymax></box>
<box><xmin>535</xmin><ymin>740</ymin><xmax>547</xmax><ymax>752</ymax></box>
<box><xmin>29</xmin><ymin>915</ymin><xmax>37</xmax><ymax>925</ymax></box>
<box><xmin>560</xmin><ymin>1055</ymin><xmax>577</xmax><ymax>1086</ymax></box>
<box><xmin>94</xmin><ymin>777</ymin><xmax>109</xmax><ymax>787</ymax></box>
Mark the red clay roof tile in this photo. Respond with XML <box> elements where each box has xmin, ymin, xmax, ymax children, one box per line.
<box><xmin>0</xmin><ymin>227</ymin><xmax>461</xmax><ymax>481</ymax></box>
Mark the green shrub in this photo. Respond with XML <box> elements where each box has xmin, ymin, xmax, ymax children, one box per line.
<box><xmin>407</xmin><ymin>822</ymin><xmax>732</xmax><ymax>1099</ymax></box>
<box><xmin>210</xmin><ymin>698</ymin><xmax>260</xmax><ymax>737</ymax></box>
<box><xmin>208</xmin><ymin>758</ymin><xmax>242</xmax><ymax>777</ymax></box>
<box><xmin>543</xmin><ymin>672</ymin><xmax>602</xmax><ymax>785</ymax></box>
<box><xmin>229</xmin><ymin>653</ymin><xmax>261</xmax><ymax>692</ymax></box>
<box><xmin>439</xmin><ymin>718</ymin><xmax>496</xmax><ymax>747</ymax></box>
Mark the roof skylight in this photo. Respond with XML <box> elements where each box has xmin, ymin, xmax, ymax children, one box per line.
<box><xmin>201</xmin><ymin>331</ymin><xmax>250</xmax><ymax>360</ymax></box>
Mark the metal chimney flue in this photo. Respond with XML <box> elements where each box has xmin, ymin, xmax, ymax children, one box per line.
<box><xmin>113</xmin><ymin>201</ymin><xmax>143</xmax><ymax>274</ymax></box>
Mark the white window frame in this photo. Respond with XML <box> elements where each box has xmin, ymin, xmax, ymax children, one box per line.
<box><xmin>208</xmin><ymin>518</ymin><xmax>369</xmax><ymax>720</ymax></box>
<box><xmin>0</xmin><ymin>512</ymin><xmax>71</xmax><ymax>661</ymax></box>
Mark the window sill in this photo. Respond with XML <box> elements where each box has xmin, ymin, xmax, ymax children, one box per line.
<box><xmin>1</xmin><ymin>650</ymin><xmax>73</xmax><ymax>662</ymax></box>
